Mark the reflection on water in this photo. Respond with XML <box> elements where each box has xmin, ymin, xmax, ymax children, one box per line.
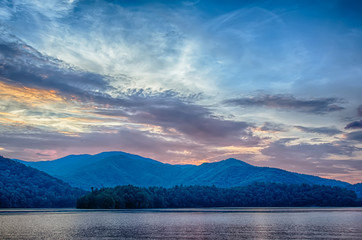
<box><xmin>0</xmin><ymin>208</ymin><xmax>361</xmax><ymax>239</ymax></box>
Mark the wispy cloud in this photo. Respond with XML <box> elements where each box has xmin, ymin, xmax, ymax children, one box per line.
<box><xmin>259</xmin><ymin>122</ymin><xmax>289</xmax><ymax>132</ymax></box>
<box><xmin>260</xmin><ymin>139</ymin><xmax>362</xmax><ymax>183</ymax></box>
<box><xmin>224</xmin><ymin>94</ymin><xmax>345</xmax><ymax>114</ymax></box>
<box><xmin>262</xmin><ymin>139</ymin><xmax>358</xmax><ymax>160</ymax></box>
<box><xmin>295</xmin><ymin>126</ymin><xmax>342</xmax><ymax>136</ymax></box>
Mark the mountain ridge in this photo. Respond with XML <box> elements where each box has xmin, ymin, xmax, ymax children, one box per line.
<box><xmin>17</xmin><ymin>151</ymin><xmax>359</xmax><ymax>196</ymax></box>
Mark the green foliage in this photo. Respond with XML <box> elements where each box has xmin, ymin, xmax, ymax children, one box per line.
<box><xmin>0</xmin><ymin>156</ymin><xmax>85</xmax><ymax>208</ymax></box>
<box><xmin>77</xmin><ymin>183</ymin><xmax>359</xmax><ymax>209</ymax></box>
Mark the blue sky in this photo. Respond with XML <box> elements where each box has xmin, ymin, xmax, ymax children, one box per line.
<box><xmin>0</xmin><ymin>0</ymin><xmax>362</xmax><ymax>183</ymax></box>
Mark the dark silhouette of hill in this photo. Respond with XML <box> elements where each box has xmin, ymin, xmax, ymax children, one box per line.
<box><xmin>0</xmin><ymin>156</ymin><xmax>85</xmax><ymax>207</ymax></box>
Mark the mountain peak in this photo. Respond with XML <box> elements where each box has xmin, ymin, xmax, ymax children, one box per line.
<box><xmin>199</xmin><ymin>158</ymin><xmax>251</xmax><ymax>168</ymax></box>
<box><xmin>221</xmin><ymin>158</ymin><xmax>251</xmax><ymax>166</ymax></box>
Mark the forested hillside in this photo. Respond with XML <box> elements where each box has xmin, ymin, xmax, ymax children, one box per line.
<box><xmin>0</xmin><ymin>156</ymin><xmax>85</xmax><ymax>207</ymax></box>
<box><xmin>351</xmin><ymin>183</ymin><xmax>362</xmax><ymax>199</ymax></box>
<box><xmin>77</xmin><ymin>183</ymin><xmax>360</xmax><ymax>209</ymax></box>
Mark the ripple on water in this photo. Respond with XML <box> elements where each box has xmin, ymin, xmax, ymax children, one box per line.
<box><xmin>0</xmin><ymin>208</ymin><xmax>361</xmax><ymax>239</ymax></box>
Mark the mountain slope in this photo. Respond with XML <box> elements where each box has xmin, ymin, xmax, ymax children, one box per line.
<box><xmin>174</xmin><ymin>158</ymin><xmax>350</xmax><ymax>188</ymax></box>
<box><xmin>17</xmin><ymin>152</ymin><xmax>121</xmax><ymax>177</ymax></box>
<box><xmin>0</xmin><ymin>156</ymin><xmax>85</xmax><ymax>207</ymax></box>
<box><xmin>20</xmin><ymin>152</ymin><xmax>181</xmax><ymax>189</ymax></box>
<box><xmin>19</xmin><ymin>152</ymin><xmax>351</xmax><ymax>192</ymax></box>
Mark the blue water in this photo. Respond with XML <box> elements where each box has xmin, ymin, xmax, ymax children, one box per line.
<box><xmin>0</xmin><ymin>208</ymin><xmax>361</xmax><ymax>239</ymax></box>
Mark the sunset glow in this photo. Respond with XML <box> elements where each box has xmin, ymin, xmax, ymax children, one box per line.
<box><xmin>0</xmin><ymin>0</ymin><xmax>362</xmax><ymax>183</ymax></box>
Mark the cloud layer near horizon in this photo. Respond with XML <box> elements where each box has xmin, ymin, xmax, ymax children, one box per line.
<box><xmin>1</xmin><ymin>0</ymin><xmax>362</xmax><ymax>183</ymax></box>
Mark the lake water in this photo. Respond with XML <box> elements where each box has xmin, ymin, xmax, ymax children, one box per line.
<box><xmin>0</xmin><ymin>208</ymin><xmax>361</xmax><ymax>239</ymax></box>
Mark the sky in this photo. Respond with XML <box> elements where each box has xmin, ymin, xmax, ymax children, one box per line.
<box><xmin>0</xmin><ymin>0</ymin><xmax>362</xmax><ymax>183</ymax></box>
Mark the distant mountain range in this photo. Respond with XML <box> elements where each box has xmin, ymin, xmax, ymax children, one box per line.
<box><xmin>17</xmin><ymin>151</ymin><xmax>361</xmax><ymax>197</ymax></box>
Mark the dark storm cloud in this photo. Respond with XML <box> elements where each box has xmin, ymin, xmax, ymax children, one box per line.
<box><xmin>295</xmin><ymin>126</ymin><xmax>342</xmax><ymax>136</ymax></box>
<box><xmin>224</xmin><ymin>94</ymin><xmax>345</xmax><ymax>114</ymax></box>
<box><xmin>345</xmin><ymin>120</ymin><xmax>362</xmax><ymax>130</ymax></box>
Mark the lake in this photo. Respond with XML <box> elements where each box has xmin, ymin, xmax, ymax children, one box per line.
<box><xmin>0</xmin><ymin>208</ymin><xmax>361</xmax><ymax>239</ymax></box>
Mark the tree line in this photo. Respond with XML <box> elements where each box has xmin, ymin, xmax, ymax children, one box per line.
<box><xmin>77</xmin><ymin>182</ymin><xmax>360</xmax><ymax>209</ymax></box>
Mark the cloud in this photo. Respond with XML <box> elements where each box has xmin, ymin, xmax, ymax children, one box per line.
<box><xmin>224</xmin><ymin>94</ymin><xmax>345</xmax><ymax>114</ymax></box>
<box><xmin>0</xmin><ymin>78</ymin><xmax>125</xmax><ymax>134</ymax></box>
<box><xmin>324</xmin><ymin>159</ymin><xmax>362</xmax><ymax>171</ymax></box>
<box><xmin>0</xmin><ymin>125</ymin><xmax>254</xmax><ymax>164</ymax></box>
<box><xmin>295</xmin><ymin>126</ymin><xmax>342</xmax><ymax>136</ymax></box>
<box><xmin>260</xmin><ymin>139</ymin><xmax>362</xmax><ymax>182</ymax></box>
<box><xmin>96</xmin><ymin>92</ymin><xmax>260</xmax><ymax>146</ymax></box>
<box><xmin>0</xmin><ymin>81</ymin><xmax>65</xmax><ymax>106</ymax></box>
<box><xmin>262</xmin><ymin>139</ymin><xmax>358</xmax><ymax>160</ymax></box>
<box><xmin>358</xmin><ymin>105</ymin><xmax>362</xmax><ymax>117</ymax></box>
<box><xmin>346</xmin><ymin>131</ymin><xmax>362</xmax><ymax>142</ymax></box>
<box><xmin>344</xmin><ymin>104</ymin><xmax>362</xmax><ymax>130</ymax></box>
<box><xmin>0</xmin><ymin>32</ymin><xmax>112</xmax><ymax>96</ymax></box>
<box><xmin>132</xmin><ymin>101</ymin><xmax>259</xmax><ymax>145</ymax></box>
<box><xmin>7</xmin><ymin>0</ymin><xmax>77</xmax><ymax>20</ymax></box>
<box><xmin>258</xmin><ymin>122</ymin><xmax>289</xmax><ymax>132</ymax></box>
<box><xmin>345</xmin><ymin>120</ymin><xmax>362</xmax><ymax>130</ymax></box>
<box><xmin>2</xmin><ymin>0</ymin><xmax>218</xmax><ymax>94</ymax></box>
<box><xmin>0</xmin><ymin>28</ymin><xmax>260</xmax><ymax>155</ymax></box>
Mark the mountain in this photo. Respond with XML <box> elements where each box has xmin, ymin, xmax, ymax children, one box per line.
<box><xmin>19</xmin><ymin>151</ymin><xmax>353</xmax><ymax>193</ymax></box>
<box><xmin>0</xmin><ymin>156</ymin><xmax>85</xmax><ymax>207</ymax></box>
<box><xmin>18</xmin><ymin>152</ymin><xmax>179</xmax><ymax>189</ymax></box>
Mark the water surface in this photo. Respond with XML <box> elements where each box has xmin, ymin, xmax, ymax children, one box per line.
<box><xmin>0</xmin><ymin>208</ymin><xmax>361</xmax><ymax>239</ymax></box>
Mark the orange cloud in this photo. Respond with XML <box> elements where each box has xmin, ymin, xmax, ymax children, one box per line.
<box><xmin>0</xmin><ymin>81</ymin><xmax>65</xmax><ymax>106</ymax></box>
<box><xmin>0</xmin><ymin>80</ymin><xmax>132</xmax><ymax>134</ymax></box>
